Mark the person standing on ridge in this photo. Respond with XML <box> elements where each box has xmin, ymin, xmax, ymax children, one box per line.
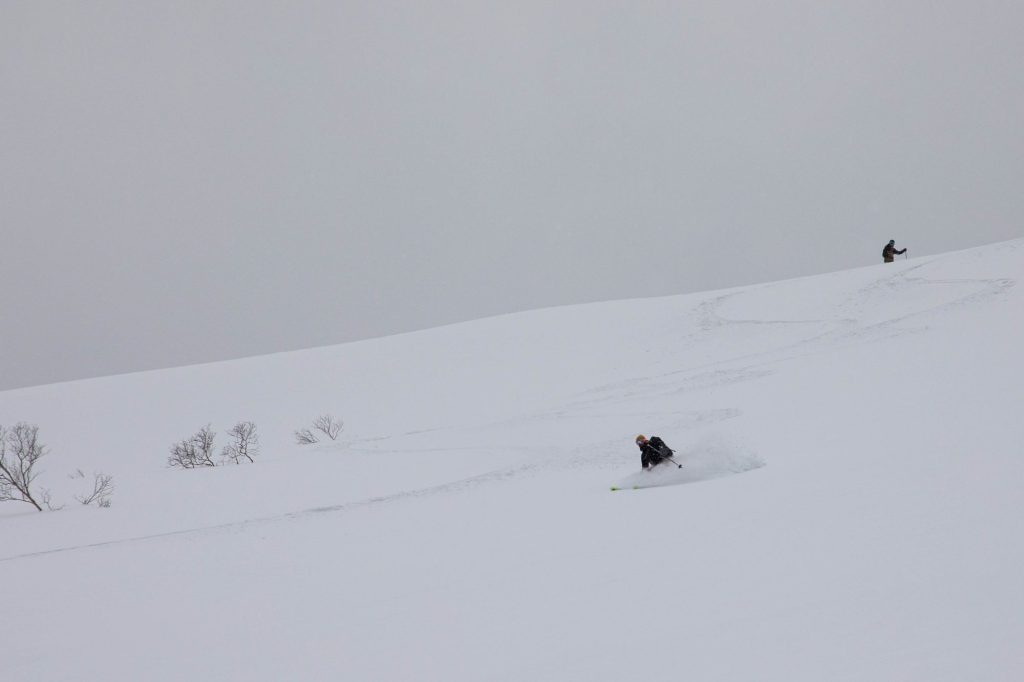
<box><xmin>635</xmin><ymin>434</ymin><xmax>680</xmax><ymax>470</ymax></box>
<box><xmin>883</xmin><ymin>239</ymin><xmax>907</xmax><ymax>263</ymax></box>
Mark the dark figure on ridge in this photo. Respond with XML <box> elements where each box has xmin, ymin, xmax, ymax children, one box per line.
<box><xmin>883</xmin><ymin>239</ymin><xmax>907</xmax><ymax>263</ymax></box>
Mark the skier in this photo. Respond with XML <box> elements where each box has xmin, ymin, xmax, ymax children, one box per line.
<box><xmin>882</xmin><ymin>239</ymin><xmax>907</xmax><ymax>263</ymax></box>
<box><xmin>635</xmin><ymin>434</ymin><xmax>677</xmax><ymax>470</ymax></box>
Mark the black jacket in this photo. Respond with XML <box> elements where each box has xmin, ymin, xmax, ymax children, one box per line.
<box><xmin>883</xmin><ymin>243</ymin><xmax>906</xmax><ymax>259</ymax></box>
<box><xmin>639</xmin><ymin>436</ymin><xmax>673</xmax><ymax>469</ymax></box>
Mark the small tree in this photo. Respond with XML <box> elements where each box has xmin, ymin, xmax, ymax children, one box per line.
<box><xmin>312</xmin><ymin>414</ymin><xmax>343</xmax><ymax>441</ymax></box>
<box><xmin>294</xmin><ymin>427</ymin><xmax>319</xmax><ymax>445</ymax></box>
<box><xmin>222</xmin><ymin>421</ymin><xmax>259</xmax><ymax>464</ymax></box>
<box><xmin>0</xmin><ymin>423</ymin><xmax>46</xmax><ymax>511</ymax></box>
<box><xmin>168</xmin><ymin>425</ymin><xmax>217</xmax><ymax>468</ymax></box>
<box><xmin>75</xmin><ymin>472</ymin><xmax>114</xmax><ymax>508</ymax></box>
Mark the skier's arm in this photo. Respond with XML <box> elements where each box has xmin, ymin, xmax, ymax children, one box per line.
<box><xmin>896</xmin><ymin>248</ymin><xmax>907</xmax><ymax>255</ymax></box>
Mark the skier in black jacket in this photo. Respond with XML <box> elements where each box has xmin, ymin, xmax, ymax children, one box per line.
<box><xmin>882</xmin><ymin>239</ymin><xmax>907</xmax><ymax>263</ymax></box>
<box><xmin>635</xmin><ymin>434</ymin><xmax>678</xmax><ymax>469</ymax></box>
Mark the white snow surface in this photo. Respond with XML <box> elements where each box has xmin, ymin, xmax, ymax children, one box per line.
<box><xmin>2</xmin><ymin>240</ymin><xmax>1023</xmax><ymax>681</ymax></box>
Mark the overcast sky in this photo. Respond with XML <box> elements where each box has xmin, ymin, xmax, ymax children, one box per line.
<box><xmin>2</xmin><ymin>1</ymin><xmax>1022</xmax><ymax>390</ymax></box>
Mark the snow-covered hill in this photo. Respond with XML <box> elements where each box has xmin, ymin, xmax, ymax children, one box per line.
<box><xmin>3</xmin><ymin>240</ymin><xmax>1023</xmax><ymax>681</ymax></box>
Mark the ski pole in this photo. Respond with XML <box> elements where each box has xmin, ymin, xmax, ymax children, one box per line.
<box><xmin>663</xmin><ymin>448</ymin><xmax>683</xmax><ymax>468</ymax></box>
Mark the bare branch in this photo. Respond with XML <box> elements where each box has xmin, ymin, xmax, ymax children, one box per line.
<box><xmin>168</xmin><ymin>425</ymin><xmax>217</xmax><ymax>468</ymax></box>
<box><xmin>75</xmin><ymin>472</ymin><xmax>114</xmax><ymax>507</ymax></box>
<box><xmin>312</xmin><ymin>414</ymin><xmax>343</xmax><ymax>441</ymax></box>
<box><xmin>0</xmin><ymin>423</ymin><xmax>46</xmax><ymax>511</ymax></box>
<box><xmin>221</xmin><ymin>421</ymin><xmax>259</xmax><ymax>464</ymax></box>
<box><xmin>41</xmin><ymin>487</ymin><xmax>65</xmax><ymax>511</ymax></box>
<box><xmin>294</xmin><ymin>427</ymin><xmax>319</xmax><ymax>445</ymax></box>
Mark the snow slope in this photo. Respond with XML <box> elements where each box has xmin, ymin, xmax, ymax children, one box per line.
<box><xmin>2</xmin><ymin>240</ymin><xmax>1023</xmax><ymax>681</ymax></box>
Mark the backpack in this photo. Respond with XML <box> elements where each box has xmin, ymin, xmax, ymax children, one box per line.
<box><xmin>648</xmin><ymin>436</ymin><xmax>673</xmax><ymax>457</ymax></box>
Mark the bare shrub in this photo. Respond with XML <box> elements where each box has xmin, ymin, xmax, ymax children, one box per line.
<box><xmin>75</xmin><ymin>472</ymin><xmax>114</xmax><ymax>507</ymax></box>
<box><xmin>0</xmin><ymin>423</ymin><xmax>46</xmax><ymax>511</ymax></box>
<box><xmin>312</xmin><ymin>414</ymin><xmax>343</xmax><ymax>441</ymax></box>
<box><xmin>41</xmin><ymin>487</ymin><xmax>64</xmax><ymax>511</ymax></box>
<box><xmin>167</xmin><ymin>441</ymin><xmax>194</xmax><ymax>468</ymax></box>
<box><xmin>222</xmin><ymin>421</ymin><xmax>259</xmax><ymax>464</ymax></box>
<box><xmin>294</xmin><ymin>427</ymin><xmax>319</xmax><ymax>445</ymax></box>
<box><xmin>168</xmin><ymin>425</ymin><xmax>217</xmax><ymax>468</ymax></box>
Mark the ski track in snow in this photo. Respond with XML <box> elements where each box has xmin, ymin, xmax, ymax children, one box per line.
<box><xmin>1</xmin><ymin>252</ymin><xmax>1014</xmax><ymax>571</ymax></box>
<box><xmin>0</xmin><ymin>459</ymin><xmax>543</xmax><ymax>564</ymax></box>
<box><xmin>4</xmin><ymin>241</ymin><xmax>1023</xmax><ymax>682</ymax></box>
<box><xmin>551</xmin><ymin>256</ymin><xmax>1015</xmax><ymax>494</ymax></box>
<box><xmin>571</xmin><ymin>257</ymin><xmax>1015</xmax><ymax>409</ymax></box>
<box><xmin>1</xmin><ymin>412</ymin><xmax>760</xmax><ymax>563</ymax></box>
<box><xmin>344</xmin><ymin>259</ymin><xmax>1013</xmax><ymax>503</ymax></box>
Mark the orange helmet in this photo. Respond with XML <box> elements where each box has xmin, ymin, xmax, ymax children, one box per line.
<box><xmin>635</xmin><ymin>434</ymin><xmax>647</xmax><ymax>444</ymax></box>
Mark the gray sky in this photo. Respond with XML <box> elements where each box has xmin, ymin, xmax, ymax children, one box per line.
<box><xmin>2</xmin><ymin>1</ymin><xmax>1022</xmax><ymax>390</ymax></box>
